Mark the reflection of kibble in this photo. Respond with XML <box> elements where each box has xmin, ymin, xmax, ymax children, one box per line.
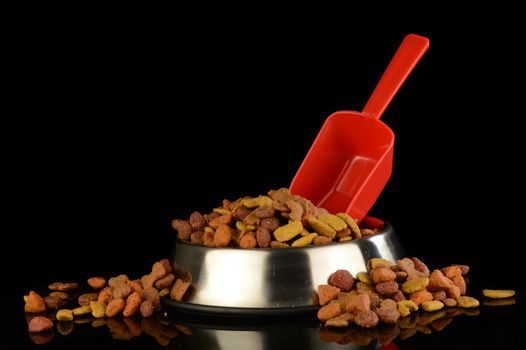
<box><xmin>172</xmin><ymin>188</ymin><xmax>380</xmax><ymax>248</ymax></box>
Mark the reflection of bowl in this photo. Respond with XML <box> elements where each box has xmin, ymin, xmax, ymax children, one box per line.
<box><xmin>165</xmin><ymin>218</ymin><xmax>404</xmax><ymax>315</ymax></box>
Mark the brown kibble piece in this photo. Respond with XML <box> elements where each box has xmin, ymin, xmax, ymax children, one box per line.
<box><xmin>170</xmin><ymin>279</ymin><xmax>191</xmax><ymax>302</ymax></box>
<box><xmin>442</xmin><ymin>266</ymin><xmax>466</xmax><ymax>295</ymax></box>
<box><xmin>375</xmin><ymin>300</ymin><xmax>400</xmax><ymax>324</ymax></box>
<box><xmin>98</xmin><ymin>287</ymin><xmax>113</xmax><ymax>304</ymax></box>
<box><xmin>372</xmin><ymin>267</ymin><xmax>397</xmax><ymax>284</ymax></box>
<box><xmin>346</xmin><ymin>293</ymin><xmax>370</xmax><ymax>314</ymax></box>
<box><xmin>410</xmin><ymin>290</ymin><xmax>434</xmax><ymax>306</ymax></box>
<box><xmin>256</xmin><ymin>227</ymin><xmax>271</xmax><ymax>248</ymax></box>
<box><xmin>428</xmin><ymin>269</ymin><xmax>461</xmax><ymax>299</ymax></box>
<box><xmin>455</xmin><ymin>264</ymin><xmax>470</xmax><ymax>275</ymax></box>
<box><xmin>43</xmin><ymin>295</ymin><xmax>65</xmax><ymax>310</ymax></box>
<box><xmin>106</xmin><ymin>298</ymin><xmax>125</xmax><ymax>317</ymax></box>
<box><xmin>155</xmin><ymin>274</ymin><xmax>175</xmax><ymax>290</ymax></box>
<box><xmin>433</xmin><ymin>291</ymin><xmax>447</xmax><ymax>301</ymax></box>
<box><xmin>254</xmin><ymin>206</ymin><xmax>275</xmax><ymax>218</ymax></box>
<box><xmin>443</xmin><ymin>298</ymin><xmax>457</xmax><ymax>307</ymax></box>
<box><xmin>140</xmin><ymin>300</ymin><xmax>154</xmax><ymax>318</ymax></box>
<box><xmin>269</xmin><ymin>241</ymin><xmax>289</xmax><ymax>248</ymax></box>
<box><xmin>79</xmin><ymin>292</ymin><xmax>99</xmax><ymax>306</ymax></box>
<box><xmin>286</xmin><ymin>200</ymin><xmax>304</xmax><ymax>221</ymax></box>
<box><xmin>141</xmin><ymin>262</ymin><xmax>167</xmax><ymax>289</ymax></box>
<box><xmin>25</xmin><ymin>291</ymin><xmax>46</xmax><ymax>313</ymax></box>
<box><xmin>328</xmin><ymin>270</ymin><xmax>354</xmax><ymax>292</ymax></box>
<box><xmin>48</xmin><ymin>282</ymin><xmax>78</xmax><ymax>292</ymax></box>
<box><xmin>87</xmin><ymin>277</ymin><xmax>106</xmax><ymax>289</ymax></box>
<box><xmin>28</xmin><ymin>316</ymin><xmax>53</xmax><ymax>333</ymax></box>
<box><xmin>392</xmin><ymin>290</ymin><xmax>406</xmax><ymax>302</ymax></box>
<box><xmin>317</xmin><ymin>302</ymin><xmax>342</xmax><ymax>321</ymax></box>
<box><xmin>203</xmin><ymin>231</ymin><xmax>215</xmax><ymax>247</ymax></box>
<box><xmin>354</xmin><ymin>310</ymin><xmax>379</xmax><ymax>328</ymax></box>
<box><xmin>375</xmin><ymin>281</ymin><xmax>399</xmax><ymax>296</ymax></box>
<box><xmin>189</xmin><ymin>211</ymin><xmax>206</xmax><ymax>230</ymax></box>
<box><xmin>233</xmin><ymin>206</ymin><xmax>251</xmax><ymax>220</ymax></box>
<box><xmin>190</xmin><ymin>231</ymin><xmax>205</xmax><ymax>245</ymax></box>
<box><xmin>208</xmin><ymin>214</ymin><xmax>233</xmax><ymax>229</ymax></box>
<box><xmin>123</xmin><ymin>292</ymin><xmax>141</xmax><ymax>317</ymax></box>
<box><xmin>259</xmin><ymin>217</ymin><xmax>280</xmax><ymax>232</ymax></box>
<box><xmin>172</xmin><ymin>219</ymin><xmax>192</xmax><ymax>241</ymax></box>
<box><xmin>411</xmin><ymin>257</ymin><xmax>430</xmax><ymax>277</ymax></box>
<box><xmin>127</xmin><ymin>279</ymin><xmax>143</xmax><ymax>294</ymax></box>
<box><xmin>109</xmin><ymin>275</ymin><xmax>132</xmax><ymax>300</ymax></box>
<box><xmin>214</xmin><ymin>224</ymin><xmax>233</xmax><ymax>247</ymax></box>
<box><xmin>396</xmin><ymin>258</ymin><xmax>427</xmax><ymax>280</ymax></box>
<box><xmin>318</xmin><ymin>285</ymin><xmax>341</xmax><ymax>306</ymax></box>
<box><xmin>239</xmin><ymin>232</ymin><xmax>257</xmax><ymax>248</ymax></box>
<box><xmin>141</xmin><ymin>287</ymin><xmax>161</xmax><ymax>309</ymax></box>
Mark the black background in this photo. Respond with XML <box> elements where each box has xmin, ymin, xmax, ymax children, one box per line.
<box><xmin>2</xmin><ymin>11</ymin><xmax>524</xmax><ymax>348</ymax></box>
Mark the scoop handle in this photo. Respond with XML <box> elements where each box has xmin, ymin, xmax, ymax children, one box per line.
<box><xmin>362</xmin><ymin>34</ymin><xmax>429</xmax><ymax>120</ymax></box>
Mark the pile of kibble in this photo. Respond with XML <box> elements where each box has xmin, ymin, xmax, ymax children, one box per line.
<box><xmin>316</xmin><ymin>257</ymin><xmax>515</xmax><ymax>329</ymax></box>
<box><xmin>172</xmin><ymin>188</ymin><xmax>377</xmax><ymax>248</ymax></box>
<box><xmin>24</xmin><ymin>259</ymin><xmax>192</xmax><ymax>334</ymax></box>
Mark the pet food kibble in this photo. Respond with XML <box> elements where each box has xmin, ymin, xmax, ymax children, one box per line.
<box><xmin>189</xmin><ymin>211</ymin><xmax>206</xmax><ymax>230</ymax></box>
<box><xmin>354</xmin><ymin>310</ymin><xmax>379</xmax><ymax>328</ymax></box>
<box><xmin>328</xmin><ymin>270</ymin><xmax>354</xmax><ymax>291</ymax></box>
<box><xmin>396</xmin><ymin>258</ymin><xmax>427</xmax><ymax>280</ymax></box>
<box><xmin>239</xmin><ymin>233</ymin><xmax>258</xmax><ymax>248</ymax></box>
<box><xmin>325</xmin><ymin>313</ymin><xmax>353</xmax><ymax>327</ymax></box>
<box><xmin>346</xmin><ymin>293</ymin><xmax>371</xmax><ymax>314</ymax></box>
<box><xmin>106</xmin><ymin>298</ymin><xmax>125</xmax><ymax>317</ymax></box>
<box><xmin>356</xmin><ymin>272</ymin><xmax>373</xmax><ymax>285</ymax></box>
<box><xmin>109</xmin><ymin>275</ymin><xmax>131</xmax><ymax>300</ymax></box>
<box><xmin>375</xmin><ymin>300</ymin><xmax>400</xmax><ymax>324</ymax></box>
<box><xmin>28</xmin><ymin>316</ymin><xmax>53</xmax><ymax>333</ymax></box>
<box><xmin>422</xmin><ymin>300</ymin><xmax>444</xmax><ymax>312</ymax></box>
<box><xmin>307</xmin><ymin>216</ymin><xmax>336</xmax><ymax>239</ymax></box>
<box><xmin>254</xmin><ymin>206</ymin><xmax>275</xmax><ymax>218</ymax></box>
<box><xmin>372</xmin><ymin>267</ymin><xmax>397</xmax><ymax>284</ymax></box>
<box><xmin>402</xmin><ymin>277</ymin><xmax>429</xmax><ymax>293</ymax></box>
<box><xmin>209</xmin><ymin>214</ymin><xmax>233</xmax><ymax>229</ymax></box>
<box><xmin>317</xmin><ymin>302</ymin><xmax>341</xmax><ymax>321</ymax></box>
<box><xmin>154</xmin><ymin>274</ymin><xmax>175</xmax><ymax>290</ymax></box>
<box><xmin>443</xmin><ymin>298</ymin><xmax>457</xmax><ymax>307</ymax></box>
<box><xmin>274</xmin><ymin>220</ymin><xmax>303</xmax><ymax>242</ymax></box>
<box><xmin>172</xmin><ymin>219</ymin><xmax>192</xmax><ymax>241</ymax></box>
<box><xmin>241</xmin><ymin>195</ymin><xmax>273</xmax><ymax>208</ymax></box>
<box><xmin>25</xmin><ymin>291</ymin><xmax>46</xmax><ymax>313</ymax></box>
<box><xmin>482</xmin><ymin>289</ymin><xmax>515</xmax><ymax>299</ymax></box>
<box><xmin>392</xmin><ymin>290</ymin><xmax>406</xmax><ymax>302</ymax></box>
<box><xmin>428</xmin><ymin>269</ymin><xmax>461</xmax><ymax>299</ymax></box>
<box><xmin>79</xmin><ymin>292</ymin><xmax>99</xmax><ymax>306</ymax></box>
<box><xmin>375</xmin><ymin>281</ymin><xmax>399</xmax><ymax>296</ymax></box>
<box><xmin>410</xmin><ymin>290</ymin><xmax>434</xmax><ymax>307</ymax></box>
<box><xmin>313</xmin><ymin>236</ymin><xmax>332</xmax><ymax>245</ymax></box>
<box><xmin>87</xmin><ymin>277</ymin><xmax>106</xmax><ymax>289</ymax></box>
<box><xmin>411</xmin><ymin>257</ymin><xmax>430</xmax><ymax>277</ymax></box>
<box><xmin>72</xmin><ymin>305</ymin><xmax>91</xmax><ymax>316</ymax></box>
<box><xmin>98</xmin><ymin>287</ymin><xmax>113</xmax><ymax>304</ymax></box>
<box><xmin>123</xmin><ymin>292</ymin><xmax>141</xmax><ymax>317</ymax></box>
<box><xmin>442</xmin><ymin>266</ymin><xmax>466</xmax><ymax>295</ymax></box>
<box><xmin>368</xmin><ymin>258</ymin><xmax>394</xmax><ymax>271</ymax></box>
<box><xmin>44</xmin><ymin>295</ymin><xmax>65</xmax><ymax>310</ymax></box>
<box><xmin>291</xmin><ymin>233</ymin><xmax>317</xmax><ymax>247</ymax></box>
<box><xmin>397</xmin><ymin>300</ymin><xmax>418</xmax><ymax>317</ymax></box>
<box><xmin>56</xmin><ymin>309</ymin><xmax>73</xmax><ymax>321</ymax></box>
<box><xmin>457</xmin><ymin>296</ymin><xmax>480</xmax><ymax>308</ymax></box>
<box><xmin>256</xmin><ymin>227</ymin><xmax>271</xmax><ymax>248</ymax></box>
<box><xmin>318</xmin><ymin>285</ymin><xmax>341</xmax><ymax>306</ymax></box>
<box><xmin>48</xmin><ymin>282</ymin><xmax>78</xmax><ymax>292</ymax></box>
<box><xmin>90</xmin><ymin>301</ymin><xmax>106</xmax><ymax>318</ymax></box>
<box><xmin>190</xmin><ymin>231</ymin><xmax>204</xmax><ymax>245</ymax></box>
<box><xmin>140</xmin><ymin>300</ymin><xmax>154</xmax><ymax>318</ymax></box>
<box><xmin>318</xmin><ymin>214</ymin><xmax>347</xmax><ymax>231</ymax></box>
<box><xmin>259</xmin><ymin>217</ymin><xmax>280</xmax><ymax>232</ymax></box>
<box><xmin>433</xmin><ymin>291</ymin><xmax>447</xmax><ymax>301</ymax></box>
<box><xmin>170</xmin><ymin>279</ymin><xmax>191</xmax><ymax>302</ymax></box>
<box><xmin>214</xmin><ymin>224</ymin><xmax>233</xmax><ymax>247</ymax></box>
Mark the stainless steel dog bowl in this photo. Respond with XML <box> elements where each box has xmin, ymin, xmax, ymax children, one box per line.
<box><xmin>164</xmin><ymin>221</ymin><xmax>403</xmax><ymax>315</ymax></box>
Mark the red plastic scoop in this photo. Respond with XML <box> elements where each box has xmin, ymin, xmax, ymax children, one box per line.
<box><xmin>290</xmin><ymin>34</ymin><xmax>429</xmax><ymax>223</ymax></box>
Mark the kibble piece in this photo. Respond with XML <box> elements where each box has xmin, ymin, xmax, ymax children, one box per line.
<box><xmin>402</xmin><ymin>277</ymin><xmax>429</xmax><ymax>293</ymax></box>
<box><xmin>354</xmin><ymin>310</ymin><xmax>379</xmax><ymax>328</ymax></box>
<box><xmin>375</xmin><ymin>281</ymin><xmax>399</xmax><ymax>296</ymax></box>
<box><xmin>442</xmin><ymin>266</ymin><xmax>466</xmax><ymax>295</ymax></box>
<box><xmin>259</xmin><ymin>217</ymin><xmax>280</xmax><ymax>232</ymax></box>
<box><xmin>140</xmin><ymin>300</ymin><xmax>154</xmax><ymax>318</ymax></box>
<box><xmin>325</xmin><ymin>313</ymin><xmax>353</xmax><ymax>327</ymax></box>
<box><xmin>328</xmin><ymin>270</ymin><xmax>354</xmax><ymax>292</ymax></box>
<box><xmin>397</xmin><ymin>300</ymin><xmax>418</xmax><ymax>317</ymax></box>
<box><xmin>56</xmin><ymin>309</ymin><xmax>73</xmax><ymax>321</ymax></box>
<box><xmin>256</xmin><ymin>227</ymin><xmax>271</xmax><ymax>248</ymax></box>
<box><xmin>422</xmin><ymin>300</ymin><xmax>444</xmax><ymax>312</ymax></box>
<box><xmin>482</xmin><ymin>289</ymin><xmax>515</xmax><ymax>299</ymax></box>
<box><xmin>457</xmin><ymin>296</ymin><xmax>480</xmax><ymax>308</ymax></box>
<box><xmin>154</xmin><ymin>274</ymin><xmax>175</xmax><ymax>290</ymax></box>
<box><xmin>428</xmin><ymin>269</ymin><xmax>461</xmax><ymax>299</ymax></box>
<box><xmin>172</xmin><ymin>219</ymin><xmax>192</xmax><ymax>241</ymax></box>
<box><xmin>392</xmin><ymin>290</ymin><xmax>406</xmax><ymax>302</ymax></box>
<box><xmin>72</xmin><ymin>305</ymin><xmax>91</xmax><ymax>316</ymax></box>
<box><xmin>87</xmin><ymin>277</ymin><xmax>106</xmax><ymax>289</ymax></box>
<box><xmin>411</xmin><ymin>257</ymin><xmax>430</xmax><ymax>277</ymax></box>
<box><xmin>270</xmin><ymin>241</ymin><xmax>289</xmax><ymax>248</ymax></box>
<box><xmin>28</xmin><ymin>316</ymin><xmax>53</xmax><ymax>333</ymax></box>
<box><xmin>43</xmin><ymin>295</ymin><xmax>65</xmax><ymax>310</ymax></box>
<box><xmin>318</xmin><ymin>285</ymin><xmax>341</xmax><ymax>306</ymax></box>
<box><xmin>307</xmin><ymin>216</ymin><xmax>336</xmax><ymax>239</ymax></box>
<box><xmin>410</xmin><ymin>290</ymin><xmax>434</xmax><ymax>307</ymax></box>
<box><xmin>291</xmin><ymin>233</ymin><xmax>317</xmax><ymax>247</ymax></box>
<box><xmin>190</xmin><ymin>231</ymin><xmax>205</xmax><ymax>245</ymax></box>
<box><xmin>274</xmin><ymin>220</ymin><xmax>303</xmax><ymax>242</ymax></box>
<box><xmin>239</xmin><ymin>233</ymin><xmax>258</xmax><ymax>248</ymax></box>
<box><xmin>98</xmin><ymin>287</ymin><xmax>113</xmax><ymax>304</ymax></box>
<box><xmin>335</xmin><ymin>213</ymin><xmax>361</xmax><ymax>238</ymax></box>
<box><xmin>285</xmin><ymin>200</ymin><xmax>304</xmax><ymax>221</ymax></box>
<box><xmin>372</xmin><ymin>267</ymin><xmax>397</xmax><ymax>284</ymax></box>
<box><xmin>48</xmin><ymin>282</ymin><xmax>78</xmax><ymax>292</ymax></box>
<box><xmin>170</xmin><ymin>279</ymin><xmax>191</xmax><ymax>302</ymax></box>
<box><xmin>317</xmin><ymin>302</ymin><xmax>341</xmax><ymax>321</ymax></box>
<box><xmin>203</xmin><ymin>231</ymin><xmax>215</xmax><ymax>247</ymax></box>
<box><xmin>443</xmin><ymin>298</ymin><xmax>457</xmax><ymax>307</ymax></box>
<box><xmin>79</xmin><ymin>292</ymin><xmax>99</xmax><ymax>306</ymax></box>
<box><xmin>396</xmin><ymin>258</ymin><xmax>427</xmax><ymax>280</ymax></box>
<box><xmin>345</xmin><ymin>293</ymin><xmax>370</xmax><ymax>314</ymax></box>
<box><xmin>90</xmin><ymin>301</ymin><xmax>106</xmax><ymax>318</ymax></box>
<box><xmin>318</xmin><ymin>214</ymin><xmax>347</xmax><ymax>231</ymax></box>
<box><xmin>368</xmin><ymin>258</ymin><xmax>394</xmax><ymax>271</ymax></box>
<box><xmin>106</xmin><ymin>298</ymin><xmax>125</xmax><ymax>317</ymax></box>
<box><xmin>189</xmin><ymin>211</ymin><xmax>206</xmax><ymax>230</ymax></box>
<box><xmin>375</xmin><ymin>300</ymin><xmax>400</xmax><ymax>324</ymax></box>
<box><xmin>433</xmin><ymin>290</ymin><xmax>447</xmax><ymax>301</ymax></box>
<box><xmin>214</xmin><ymin>224</ymin><xmax>233</xmax><ymax>247</ymax></box>
<box><xmin>356</xmin><ymin>272</ymin><xmax>373</xmax><ymax>285</ymax></box>
<box><xmin>49</xmin><ymin>291</ymin><xmax>69</xmax><ymax>299</ymax></box>
<box><xmin>25</xmin><ymin>291</ymin><xmax>46</xmax><ymax>313</ymax></box>
<box><xmin>123</xmin><ymin>292</ymin><xmax>141</xmax><ymax>317</ymax></box>
<box><xmin>313</xmin><ymin>236</ymin><xmax>332</xmax><ymax>245</ymax></box>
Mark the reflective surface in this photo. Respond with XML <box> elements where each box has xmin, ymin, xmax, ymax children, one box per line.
<box><xmin>170</xmin><ymin>223</ymin><xmax>404</xmax><ymax>309</ymax></box>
